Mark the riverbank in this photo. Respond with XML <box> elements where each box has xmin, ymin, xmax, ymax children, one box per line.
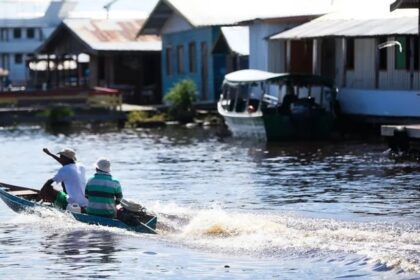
<box><xmin>0</xmin><ymin>100</ymin><xmax>223</xmax><ymax>131</ymax></box>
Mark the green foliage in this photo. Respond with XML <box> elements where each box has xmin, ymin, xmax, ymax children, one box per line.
<box><xmin>164</xmin><ymin>80</ymin><xmax>197</xmax><ymax>123</ymax></box>
<box><xmin>126</xmin><ymin>110</ymin><xmax>166</xmax><ymax>127</ymax></box>
<box><xmin>38</xmin><ymin>106</ymin><xmax>74</xmax><ymax>124</ymax></box>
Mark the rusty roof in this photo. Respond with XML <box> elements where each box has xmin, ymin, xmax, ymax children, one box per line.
<box><xmin>63</xmin><ymin>18</ymin><xmax>161</xmax><ymax>52</ymax></box>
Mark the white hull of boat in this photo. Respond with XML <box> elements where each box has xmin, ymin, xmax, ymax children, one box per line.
<box><xmin>218</xmin><ymin>103</ymin><xmax>266</xmax><ymax>140</ymax></box>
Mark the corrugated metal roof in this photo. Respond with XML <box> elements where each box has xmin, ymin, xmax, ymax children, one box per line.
<box><xmin>221</xmin><ymin>26</ymin><xmax>249</xmax><ymax>56</ymax></box>
<box><xmin>140</xmin><ymin>0</ymin><xmax>333</xmax><ymax>34</ymax></box>
<box><xmin>390</xmin><ymin>0</ymin><xmax>420</xmax><ymax>11</ymax></box>
<box><xmin>63</xmin><ymin>19</ymin><xmax>161</xmax><ymax>51</ymax></box>
<box><xmin>167</xmin><ymin>0</ymin><xmax>332</xmax><ymax>26</ymax></box>
<box><xmin>270</xmin><ymin>4</ymin><xmax>418</xmax><ymax>39</ymax></box>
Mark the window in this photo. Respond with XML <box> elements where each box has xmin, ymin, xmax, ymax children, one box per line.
<box><xmin>379</xmin><ymin>37</ymin><xmax>387</xmax><ymax>71</ymax></box>
<box><xmin>395</xmin><ymin>36</ymin><xmax>409</xmax><ymax>70</ymax></box>
<box><xmin>166</xmin><ymin>47</ymin><xmax>172</xmax><ymax>76</ymax></box>
<box><xmin>177</xmin><ymin>45</ymin><xmax>184</xmax><ymax>74</ymax></box>
<box><xmin>394</xmin><ymin>36</ymin><xmax>420</xmax><ymax>71</ymax></box>
<box><xmin>188</xmin><ymin>42</ymin><xmax>196</xmax><ymax>73</ymax></box>
<box><xmin>27</xmin><ymin>28</ymin><xmax>35</xmax><ymax>39</ymax></box>
<box><xmin>13</xmin><ymin>28</ymin><xmax>21</xmax><ymax>39</ymax></box>
<box><xmin>414</xmin><ymin>38</ymin><xmax>419</xmax><ymax>71</ymax></box>
<box><xmin>15</xmin><ymin>54</ymin><xmax>23</xmax><ymax>64</ymax></box>
<box><xmin>346</xmin><ymin>38</ymin><xmax>354</xmax><ymax>70</ymax></box>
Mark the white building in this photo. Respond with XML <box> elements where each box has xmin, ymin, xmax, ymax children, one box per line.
<box><xmin>243</xmin><ymin>0</ymin><xmax>332</xmax><ymax>73</ymax></box>
<box><xmin>0</xmin><ymin>0</ymin><xmax>75</xmax><ymax>88</ymax></box>
<box><xmin>270</xmin><ymin>0</ymin><xmax>420</xmax><ymax>122</ymax></box>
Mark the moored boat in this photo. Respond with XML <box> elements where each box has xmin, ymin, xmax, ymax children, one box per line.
<box><xmin>0</xmin><ymin>182</ymin><xmax>157</xmax><ymax>234</ymax></box>
<box><xmin>217</xmin><ymin>69</ymin><xmax>338</xmax><ymax>141</ymax></box>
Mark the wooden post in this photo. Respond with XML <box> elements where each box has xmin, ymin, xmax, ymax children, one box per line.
<box><xmin>34</xmin><ymin>57</ymin><xmax>38</xmax><ymax>89</ymax></box>
<box><xmin>63</xmin><ymin>54</ymin><xmax>67</xmax><ymax>87</ymax></box>
<box><xmin>312</xmin><ymin>39</ymin><xmax>318</xmax><ymax>75</ymax></box>
<box><xmin>89</xmin><ymin>55</ymin><xmax>98</xmax><ymax>88</ymax></box>
<box><xmin>374</xmin><ymin>38</ymin><xmax>380</xmax><ymax>89</ymax></box>
<box><xmin>342</xmin><ymin>38</ymin><xmax>347</xmax><ymax>87</ymax></box>
<box><xmin>75</xmin><ymin>55</ymin><xmax>79</xmax><ymax>87</ymax></box>
<box><xmin>286</xmin><ymin>40</ymin><xmax>291</xmax><ymax>72</ymax></box>
<box><xmin>409</xmin><ymin>36</ymin><xmax>414</xmax><ymax>90</ymax></box>
<box><xmin>138</xmin><ymin>53</ymin><xmax>144</xmax><ymax>104</ymax></box>
<box><xmin>46</xmin><ymin>54</ymin><xmax>50</xmax><ymax>89</ymax></box>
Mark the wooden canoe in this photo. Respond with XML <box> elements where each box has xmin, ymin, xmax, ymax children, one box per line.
<box><xmin>0</xmin><ymin>182</ymin><xmax>157</xmax><ymax>234</ymax></box>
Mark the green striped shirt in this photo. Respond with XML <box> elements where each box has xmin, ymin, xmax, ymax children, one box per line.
<box><xmin>85</xmin><ymin>171</ymin><xmax>123</xmax><ymax>218</ymax></box>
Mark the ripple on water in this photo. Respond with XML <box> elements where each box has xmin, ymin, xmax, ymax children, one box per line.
<box><xmin>0</xmin><ymin>128</ymin><xmax>419</xmax><ymax>279</ymax></box>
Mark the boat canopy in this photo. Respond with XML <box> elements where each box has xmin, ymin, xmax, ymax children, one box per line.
<box><xmin>224</xmin><ymin>69</ymin><xmax>335</xmax><ymax>88</ymax></box>
<box><xmin>224</xmin><ymin>69</ymin><xmax>283</xmax><ymax>85</ymax></box>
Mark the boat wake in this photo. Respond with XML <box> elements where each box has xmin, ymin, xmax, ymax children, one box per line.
<box><xmin>148</xmin><ymin>202</ymin><xmax>420</xmax><ymax>273</ymax></box>
<box><xmin>6</xmin><ymin>207</ymin><xmax>140</xmax><ymax>237</ymax></box>
<box><xmin>4</xmin><ymin>202</ymin><xmax>419</xmax><ymax>274</ymax></box>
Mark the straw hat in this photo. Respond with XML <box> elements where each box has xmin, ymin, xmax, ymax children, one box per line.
<box><xmin>95</xmin><ymin>158</ymin><xmax>111</xmax><ymax>173</ymax></box>
<box><xmin>57</xmin><ymin>148</ymin><xmax>77</xmax><ymax>161</ymax></box>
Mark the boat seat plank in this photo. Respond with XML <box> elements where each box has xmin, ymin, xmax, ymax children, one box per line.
<box><xmin>9</xmin><ymin>190</ymin><xmax>38</xmax><ymax>196</ymax></box>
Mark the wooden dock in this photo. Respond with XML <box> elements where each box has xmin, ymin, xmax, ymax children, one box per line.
<box><xmin>381</xmin><ymin>124</ymin><xmax>420</xmax><ymax>139</ymax></box>
<box><xmin>0</xmin><ymin>87</ymin><xmax>126</xmax><ymax>126</ymax></box>
<box><xmin>381</xmin><ymin>124</ymin><xmax>420</xmax><ymax>154</ymax></box>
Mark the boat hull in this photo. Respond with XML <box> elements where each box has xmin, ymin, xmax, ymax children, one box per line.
<box><xmin>223</xmin><ymin>114</ymin><xmax>267</xmax><ymax>140</ymax></box>
<box><xmin>0</xmin><ymin>183</ymin><xmax>157</xmax><ymax>234</ymax></box>
<box><xmin>263</xmin><ymin>109</ymin><xmax>335</xmax><ymax>141</ymax></box>
<box><xmin>219</xmin><ymin>104</ymin><xmax>335</xmax><ymax>141</ymax></box>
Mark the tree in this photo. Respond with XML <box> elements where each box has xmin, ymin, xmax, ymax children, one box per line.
<box><xmin>164</xmin><ymin>79</ymin><xmax>197</xmax><ymax>123</ymax></box>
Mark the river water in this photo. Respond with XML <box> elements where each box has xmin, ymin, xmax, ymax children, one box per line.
<box><xmin>0</xmin><ymin>125</ymin><xmax>418</xmax><ymax>279</ymax></box>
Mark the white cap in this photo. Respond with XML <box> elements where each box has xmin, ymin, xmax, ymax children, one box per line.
<box><xmin>95</xmin><ymin>158</ymin><xmax>111</xmax><ymax>173</ymax></box>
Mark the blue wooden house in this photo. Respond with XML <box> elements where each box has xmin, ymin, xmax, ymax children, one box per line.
<box><xmin>138</xmin><ymin>0</ymin><xmax>251</xmax><ymax>103</ymax></box>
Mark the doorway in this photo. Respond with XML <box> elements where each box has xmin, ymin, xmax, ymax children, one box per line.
<box><xmin>321</xmin><ymin>38</ymin><xmax>336</xmax><ymax>81</ymax></box>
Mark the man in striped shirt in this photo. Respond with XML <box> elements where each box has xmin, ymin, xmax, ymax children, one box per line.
<box><xmin>85</xmin><ymin>158</ymin><xmax>122</xmax><ymax>218</ymax></box>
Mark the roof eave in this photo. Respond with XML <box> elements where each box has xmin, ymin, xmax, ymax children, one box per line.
<box><xmin>390</xmin><ymin>0</ymin><xmax>420</xmax><ymax>11</ymax></box>
<box><xmin>239</xmin><ymin>14</ymin><xmax>324</xmax><ymax>25</ymax></box>
<box><xmin>36</xmin><ymin>21</ymin><xmax>97</xmax><ymax>55</ymax></box>
<box><xmin>137</xmin><ymin>0</ymin><xmax>195</xmax><ymax>37</ymax></box>
<box><xmin>271</xmin><ymin>33</ymin><xmax>418</xmax><ymax>40</ymax></box>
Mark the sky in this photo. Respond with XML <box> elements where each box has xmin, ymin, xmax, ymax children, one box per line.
<box><xmin>70</xmin><ymin>0</ymin><xmax>159</xmax><ymax>18</ymax></box>
<box><xmin>0</xmin><ymin>0</ymin><xmax>159</xmax><ymax>19</ymax></box>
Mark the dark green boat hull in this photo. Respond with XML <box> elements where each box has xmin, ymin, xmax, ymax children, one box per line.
<box><xmin>263</xmin><ymin>111</ymin><xmax>335</xmax><ymax>141</ymax></box>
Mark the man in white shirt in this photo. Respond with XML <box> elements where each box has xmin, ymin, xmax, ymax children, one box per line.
<box><xmin>43</xmin><ymin>148</ymin><xmax>88</xmax><ymax>208</ymax></box>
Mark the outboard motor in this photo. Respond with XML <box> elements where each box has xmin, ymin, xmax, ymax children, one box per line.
<box><xmin>119</xmin><ymin>198</ymin><xmax>152</xmax><ymax>226</ymax></box>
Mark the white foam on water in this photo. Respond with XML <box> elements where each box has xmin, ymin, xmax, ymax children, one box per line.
<box><xmin>6</xmin><ymin>208</ymin><xmax>141</xmax><ymax>238</ymax></box>
<box><xmin>148</xmin><ymin>202</ymin><xmax>420</xmax><ymax>273</ymax></box>
<box><xmin>4</xmin><ymin>203</ymin><xmax>419</xmax><ymax>273</ymax></box>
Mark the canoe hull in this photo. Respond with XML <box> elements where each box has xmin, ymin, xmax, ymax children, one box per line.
<box><xmin>0</xmin><ymin>183</ymin><xmax>157</xmax><ymax>234</ymax></box>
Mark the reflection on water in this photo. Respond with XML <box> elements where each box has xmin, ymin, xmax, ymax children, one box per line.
<box><xmin>42</xmin><ymin>231</ymin><xmax>118</xmax><ymax>263</ymax></box>
<box><xmin>0</xmin><ymin>126</ymin><xmax>418</xmax><ymax>279</ymax></box>
<box><xmin>40</xmin><ymin>230</ymin><xmax>120</xmax><ymax>279</ymax></box>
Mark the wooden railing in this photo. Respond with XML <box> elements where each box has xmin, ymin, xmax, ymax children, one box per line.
<box><xmin>87</xmin><ymin>87</ymin><xmax>122</xmax><ymax>111</ymax></box>
<box><xmin>0</xmin><ymin>87</ymin><xmax>122</xmax><ymax>110</ymax></box>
